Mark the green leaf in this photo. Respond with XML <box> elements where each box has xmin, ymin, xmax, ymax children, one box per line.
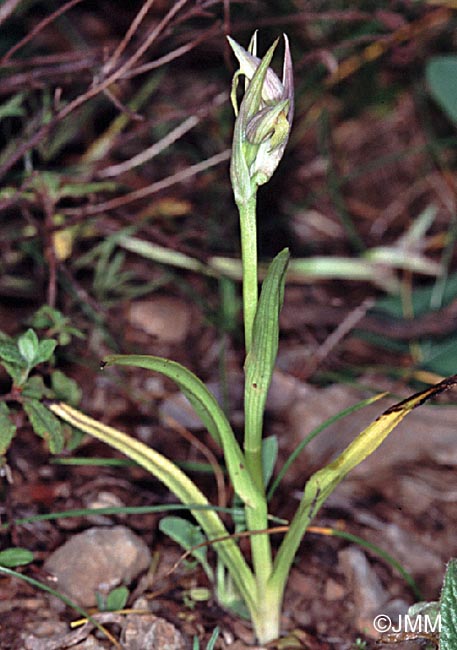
<box><xmin>205</xmin><ymin>626</ymin><xmax>220</xmax><ymax>650</ymax></box>
<box><xmin>29</xmin><ymin>306</ymin><xmax>85</xmax><ymax>346</ymax></box>
<box><xmin>0</xmin><ymin>403</ymin><xmax>16</xmax><ymax>454</ymax></box>
<box><xmin>421</xmin><ymin>338</ymin><xmax>457</xmax><ymax>376</ymax></box>
<box><xmin>0</xmin><ymin>361</ymin><xmax>28</xmax><ymax>386</ymax></box>
<box><xmin>0</xmin><ymin>337</ymin><xmax>27</xmax><ymax>366</ymax></box>
<box><xmin>159</xmin><ymin>516</ymin><xmax>213</xmax><ymax>580</ymax></box>
<box><xmin>22</xmin><ymin>376</ymin><xmax>47</xmax><ymax>400</ymax></box>
<box><xmin>34</xmin><ymin>339</ymin><xmax>57</xmax><ymax>365</ymax></box>
<box><xmin>440</xmin><ymin>559</ymin><xmax>457</xmax><ymax>649</ymax></box>
<box><xmin>261</xmin><ymin>435</ymin><xmax>278</xmax><ymax>488</ymax></box>
<box><xmin>408</xmin><ymin>600</ymin><xmax>440</xmax><ymax>620</ymax></box>
<box><xmin>23</xmin><ymin>399</ymin><xmax>64</xmax><ymax>453</ymax></box>
<box><xmin>375</xmin><ymin>272</ymin><xmax>457</xmax><ymax>318</ymax></box>
<box><xmin>0</xmin><ymin>94</ymin><xmax>26</xmax><ymax>121</ymax></box>
<box><xmin>17</xmin><ymin>329</ymin><xmax>39</xmax><ymax>366</ymax></box>
<box><xmin>427</xmin><ymin>56</ymin><xmax>457</xmax><ymax>125</ymax></box>
<box><xmin>193</xmin><ymin>624</ymin><xmax>220</xmax><ymax>649</ymax></box>
<box><xmin>51</xmin><ymin>371</ymin><xmax>82</xmax><ymax>405</ymax></box>
<box><xmin>29</xmin><ymin>306</ymin><xmax>63</xmax><ymax>330</ymax></box>
<box><xmin>0</xmin><ymin>547</ymin><xmax>33</xmax><ymax>567</ymax></box>
<box><xmin>104</xmin><ymin>586</ymin><xmax>129</xmax><ymax>611</ymax></box>
<box><xmin>103</xmin><ymin>354</ymin><xmax>260</xmax><ymax>509</ymax></box>
<box><xmin>244</xmin><ymin>248</ymin><xmax>289</xmax><ymax>482</ymax></box>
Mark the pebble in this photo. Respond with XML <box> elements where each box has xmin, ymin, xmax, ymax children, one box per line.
<box><xmin>44</xmin><ymin>526</ymin><xmax>151</xmax><ymax>606</ymax></box>
<box><xmin>128</xmin><ymin>296</ymin><xmax>192</xmax><ymax>344</ymax></box>
<box><xmin>121</xmin><ymin>598</ymin><xmax>185</xmax><ymax>650</ymax></box>
<box><xmin>339</xmin><ymin>546</ymin><xmax>388</xmax><ymax>637</ymax></box>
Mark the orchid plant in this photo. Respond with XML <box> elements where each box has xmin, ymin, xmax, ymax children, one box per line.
<box><xmin>46</xmin><ymin>35</ymin><xmax>456</xmax><ymax>644</ymax></box>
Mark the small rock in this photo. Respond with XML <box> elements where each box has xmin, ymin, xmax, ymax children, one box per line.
<box><xmin>71</xmin><ymin>636</ymin><xmax>105</xmax><ymax>650</ymax></box>
<box><xmin>121</xmin><ymin>611</ymin><xmax>185</xmax><ymax>650</ymax></box>
<box><xmin>339</xmin><ymin>546</ymin><xmax>388</xmax><ymax>637</ymax></box>
<box><xmin>23</xmin><ymin>622</ymin><xmax>68</xmax><ymax>649</ymax></box>
<box><xmin>84</xmin><ymin>491</ymin><xmax>126</xmax><ymax>525</ymax></box>
<box><xmin>44</xmin><ymin>526</ymin><xmax>151</xmax><ymax>606</ymax></box>
<box><xmin>324</xmin><ymin>578</ymin><xmax>345</xmax><ymax>601</ymax></box>
<box><xmin>128</xmin><ymin>296</ymin><xmax>192</xmax><ymax>344</ymax></box>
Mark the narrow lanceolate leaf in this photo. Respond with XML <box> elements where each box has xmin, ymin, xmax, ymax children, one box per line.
<box><xmin>102</xmin><ymin>355</ymin><xmax>261</xmax><ymax>510</ymax></box>
<box><xmin>0</xmin><ymin>402</ymin><xmax>16</xmax><ymax>454</ymax></box>
<box><xmin>23</xmin><ymin>399</ymin><xmax>64</xmax><ymax>453</ymax></box>
<box><xmin>440</xmin><ymin>559</ymin><xmax>457</xmax><ymax>649</ymax></box>
<box><xmin>271</xmin><ymin>374</ymin><xmax>457</xmax><ymax>594</ymax></box>
<box><xmin>46</xmin><ymin>401</ymin><xmax>257</xmax><ymax>613</ymax></box>
<box><xmin>244</xmin><ymin>248</ymin><xmax>289</xmax><ymax>478</ymax></box>
<box><xmin>261</xmin><ymin>435</ymin><xmax>278</xmax><ymax>488</ymax></box>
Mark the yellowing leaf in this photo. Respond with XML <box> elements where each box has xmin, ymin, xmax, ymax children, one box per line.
<box><xmin>272</xmin><ymin>374</ymin><xmax>457</xmax><ymax>593</ymax></box>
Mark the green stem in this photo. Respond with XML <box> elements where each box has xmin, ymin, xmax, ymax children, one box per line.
<box><xmin>237</xmin><ymin>191</ymin><xmax>275</xmax><ymax>623</ymax></box>
<box><xmin>245</xmin><ymin>498</ymin><xmax>273</xmax><ymax>606</ymax></box>
<box><xmin>250</xmin><ymin>585</ymin><xmax>282</xmax><ymax>644</ymax></box>
<box><xmin>238</xmin><ymin>194</ymin><xmax>258</xmax><ymax>353</ymax></box>
<box><xmin>244</xmin><ymin>385</ymin><xmax>273</xmax><ymax>598</ymax></box>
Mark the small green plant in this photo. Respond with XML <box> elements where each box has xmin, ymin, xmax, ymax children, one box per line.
<box><xmin>351</xmin><ymin>639</ymin><xmax>368</xmax><ymax>650</ymax></box>
<box><xmin>46</xmin><ymin>36</ymin><xmax>457</xmax><ymax>643</ymax></box>
<box><xmin>193</xmin><ymin>626</ymin><xmax>220</xmax><ymax>650</ymax></box>
<box><xmin>0</xmin><ymin>321</ymin><xmax>82</xmax><ymax>464</ymax></box>
<box><xmin>96</xmin><ymin>585</ymin><xmax>130</xmax><ymax>613</ymax></box>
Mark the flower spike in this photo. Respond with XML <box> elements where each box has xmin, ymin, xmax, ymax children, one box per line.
<box><xmin>227</xmin><ymin>34</ymin><xmax>294</xmax><ymax>205</ymax></box>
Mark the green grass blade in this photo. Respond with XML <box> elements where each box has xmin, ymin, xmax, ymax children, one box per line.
<box><xmin>311</xmin><ymin>528</ymin><xmax>422</xmax><ymax>600</ymax></box>
<box><xmin>1</xmin><ymin>504</ymin><xmax>246</xmax><ymax>531</ymax></box>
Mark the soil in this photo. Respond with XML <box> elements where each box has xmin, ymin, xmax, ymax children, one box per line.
<box><xmin>1</xmin><ymin>2</ymin><xmax>457</xmax><ymax>649</ymax></box>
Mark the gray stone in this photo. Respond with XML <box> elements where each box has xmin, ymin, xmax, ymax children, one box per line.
<box><xmin>128</xmin><ymin>296</ymin><xmax>192</xmax><ymax>344</ymax></box>
<box><xmin>339</xmin><ymin>546</ymin><xmax>388</xmax><ymax>637</ymax></box>
<box><xmin>44</xmin><ymin>526</ymin><xmax>151</xmax><ymax>606</ymax></box>
<box><xmin>121</xmin><ymin>612</ymin><xmax>185</xmax><ymax>650</ymax></box>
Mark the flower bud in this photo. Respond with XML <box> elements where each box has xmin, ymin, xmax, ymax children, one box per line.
<box><xmin>228</xmin><ymin>34</ymin><xmax>294</xmax><ymax>204</ymax></box>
